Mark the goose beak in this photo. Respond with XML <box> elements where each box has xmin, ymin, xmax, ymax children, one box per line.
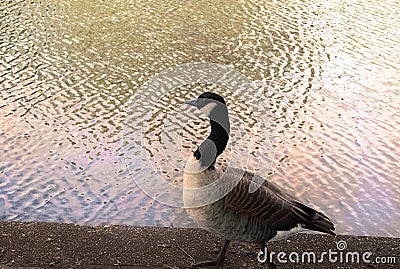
<box><xmin>185</xmin><ymin>99</ymin><xmax>198</xmax><ymax>107</ymax></box>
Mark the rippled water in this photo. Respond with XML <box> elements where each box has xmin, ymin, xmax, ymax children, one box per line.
<box><xmin>0</xmin><ymin>0</ymin><xmax>399</xmax><ymax>237</ymax></box>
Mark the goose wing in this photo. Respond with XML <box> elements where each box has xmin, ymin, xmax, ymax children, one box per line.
<box><xmin>224</xmin><ymin>168</ymin><xmax>335</xmax><ymax>235</ymax></box>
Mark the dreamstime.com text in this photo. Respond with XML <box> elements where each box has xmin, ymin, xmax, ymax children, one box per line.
<box><xmin>257</xmin><ymin>240</ymin><xmax>397</xmax><ymax>265</ymax></box>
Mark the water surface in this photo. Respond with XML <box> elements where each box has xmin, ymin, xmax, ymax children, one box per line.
<box><xmin>0</xmin><ymin>0</ymin><xmax>399</xmax><ymax>237</ymax></box>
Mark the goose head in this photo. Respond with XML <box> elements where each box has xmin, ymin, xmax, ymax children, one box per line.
<box><xmin>186</xmin><ymin>92</ymin><xmax>230</xmax><ymax>132</ymax></box>
<box><xmin>186</xmin><ymin>92</ymin><xmax>226</xmax><ymax>115</ymax></box>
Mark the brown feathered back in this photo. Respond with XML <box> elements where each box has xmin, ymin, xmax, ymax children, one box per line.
<box><xmin>224</xmin><ymin>169</ymin><xmax>335</xmax><ymax>235</ymax></box>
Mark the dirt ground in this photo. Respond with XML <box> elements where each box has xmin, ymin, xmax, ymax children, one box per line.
<box><xmin>0</xmin><ymin>221</ymin><xmax>398</xmax><ymax>268</ymax></box>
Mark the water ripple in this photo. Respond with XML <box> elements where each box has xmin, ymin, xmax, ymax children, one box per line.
<box><xmin>0</xmin><ymin>0</ymin><xmax>399</xmax><ymax>236</ymax></box>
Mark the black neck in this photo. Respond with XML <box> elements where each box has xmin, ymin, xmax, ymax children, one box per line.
<box><xmin>194</xmin><ymin>118</ymin><xmax>230</xmax><ymax>169</ymax></box>
<box><xmin>209</xmin><ymin>119</ymin><xmax>229</xmax><ymax>156</ymax></box>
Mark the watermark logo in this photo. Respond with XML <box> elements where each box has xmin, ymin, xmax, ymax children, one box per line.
<box><xmin>122</xmin><ymin>62</ymin><xmax>276</xmax><ymax>208</ymax></box>
<box><xmin>336</xmin><ymin>240</ymin><xmax>347</xmax><ymax>251</ymax></box>
<box><xmin>257</xmin><ymin>239</ymin><xmax>397</xmax><ymax>265</ymax></box>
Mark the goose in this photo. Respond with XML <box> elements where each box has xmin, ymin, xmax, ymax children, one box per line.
<box><xmin>183</xmin><ymin>92</ymin><xmax>335</xmax><ymax>268</ymax></box>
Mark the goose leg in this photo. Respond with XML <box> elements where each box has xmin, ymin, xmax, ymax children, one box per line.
<box><xmin>193</xmin><ymin>239</ymin><xmax>230</xmax><ymax>268</ymax></box>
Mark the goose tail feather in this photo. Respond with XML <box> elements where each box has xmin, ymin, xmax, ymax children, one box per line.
<box><xmin>293</xmin><ymin>201</ymin><xmax>336</xmax><ymax>236</ymax></box>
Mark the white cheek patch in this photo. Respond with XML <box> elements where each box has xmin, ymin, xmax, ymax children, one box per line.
<box><xmin>199</xmin><ymin>102</ymin><xmax>218</xmax><ymax>116</ymax></box>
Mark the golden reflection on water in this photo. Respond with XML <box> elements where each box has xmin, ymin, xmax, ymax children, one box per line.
<box><xmin>0</xmin><ymin>0</ymin><xmax>399</xmax><ymax>236</ymax></box>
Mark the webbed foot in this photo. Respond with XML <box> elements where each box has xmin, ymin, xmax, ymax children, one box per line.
<box><xmin>191</xmin><ymin>240</ymin><xmax>230</xmax><ymax>268</ymax></box>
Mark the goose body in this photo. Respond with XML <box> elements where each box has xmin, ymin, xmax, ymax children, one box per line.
<box><xmin>184</xmin><ymin>164</ymin><xmax>277</xmax><ymax>243</ymax></box>
<box><xmin>183</xmin><ymin>92</ymin><xmax>335</xmax><ymax>267</ymax></box>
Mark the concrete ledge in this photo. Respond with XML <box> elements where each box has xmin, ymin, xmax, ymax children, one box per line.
<box><xmin>0</xmin><ymin>221</ymin><xmax>398</xmax><ymax>268</ymax></box>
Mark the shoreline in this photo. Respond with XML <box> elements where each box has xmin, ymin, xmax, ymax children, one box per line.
<box><xmin>0</xmin><ymin>221</ymin><xmax>398</xmax><ymax>268</ymax></box>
